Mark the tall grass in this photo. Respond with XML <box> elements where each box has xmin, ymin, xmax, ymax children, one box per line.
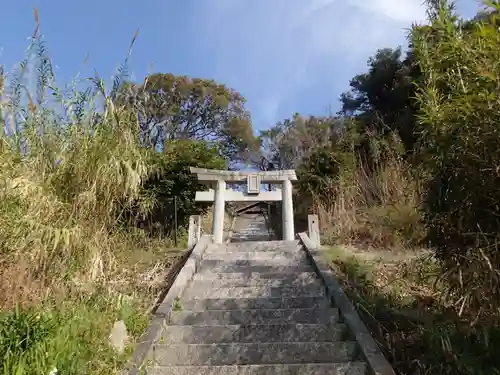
<box><xmin>315</xmin><ymin>150</ymin><xmax>425</xmax><ymax>249</ymax></box>
<box><xmin>0</xmin><ymin>15</ymin><xmax>173</xmax><ymax>374</ymax></box>
<box><xmin>413</xmin><ymin>0</ymin><xmax>500</xmax><ymax>329</ymax></box>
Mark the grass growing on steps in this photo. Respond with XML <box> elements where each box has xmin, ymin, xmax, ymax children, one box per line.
<box><xmin>326</xmin><ymin>246</ymin><xmax>500</xmax><ymax>375</ymax></box>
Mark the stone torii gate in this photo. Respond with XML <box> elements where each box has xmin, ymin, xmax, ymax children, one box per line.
<box><xmin>190</xmin><ymin>167</ymin><xmax>297</xmax><ymax>244</ymax></box>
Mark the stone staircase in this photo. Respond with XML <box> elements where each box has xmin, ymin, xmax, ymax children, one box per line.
<box><xmin>145</xmin><ymin>238</ymin><xmax>367</xmax><ymax>374</ymax></box>
<box><xmin>230</xmin><ymin>212</ymin><xmax>274</xmax><ymax>242</ymax></box>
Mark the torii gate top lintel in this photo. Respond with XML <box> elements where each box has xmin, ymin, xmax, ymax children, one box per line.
<box><xmin>189</xmin><ymin>167</ymin><xmax>297</xmax><ymax>183</ymax></box>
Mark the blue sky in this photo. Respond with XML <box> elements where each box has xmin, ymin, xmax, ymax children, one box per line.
<box><xmin>1</xmin><ymin>0</ymin><xmax>480</xmax><ymax>133</ymax></box>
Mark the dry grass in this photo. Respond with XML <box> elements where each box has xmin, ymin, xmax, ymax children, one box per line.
<box><xmin>0</xmin><ymin>20</ymin><xmax>187</xmax><ymax>374</ymax></box>
<box><xmin>306</xmin><ymin>150</ymin><xmax>500</xmax><ymax>374</ymax></box>
<box><xmin>307</xmin><ymin>145</ymin><xmax>500</xmax><ymax>373</ymax></box>
<box><xmin>316</xmin><ymin>154</ymin><xmax>425</xmax><ymax>250</ymax></box>
<box><xmin>327</xmin><ymin>245</ymin><xmax>500</xmax><ymax>375</ymax></box>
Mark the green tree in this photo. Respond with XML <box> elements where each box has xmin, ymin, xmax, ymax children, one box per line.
<box><xmin>340</xmin><ymin>47</ymin><xmax>420</xmax><ymax>157</ymax></box>
<box><xmin>119</xmin><ymin>73</ymin><xmax>258</xmax><ymax>162</ymax></box>
<box><xmin>131</xmin><ymin>139</ymin><xmax>226</xmax><ymax>234</ymax></box>
<box><xmin>256</xmin><ymin>114</ymin><xmax>342</xmax><ymax>171</ymax></box>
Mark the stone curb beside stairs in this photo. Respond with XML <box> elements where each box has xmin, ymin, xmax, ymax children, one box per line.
<box><xmin>298</xmin><ymin>232</ymin><xmax>396</xmax><ymax>375</ymax></box>
<box><xmin>124</xmin><ymin>235</ymin><xmax>212</xmax><ymax>375</ymax></box>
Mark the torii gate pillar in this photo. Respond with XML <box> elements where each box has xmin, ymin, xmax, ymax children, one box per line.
<box><xmin>190</xmin><ymin>168</ymin><xmax>297</xmax><ymax>244</ymax></box>
<box><xmin>282</xmin><ymin>178</ymin><xmax>294</xmax><ymax>242</ymax></box>
<box><xmin>213</xmin><ymin>179</ymin><xmax>226</xmax><ymax>245</ymax></box>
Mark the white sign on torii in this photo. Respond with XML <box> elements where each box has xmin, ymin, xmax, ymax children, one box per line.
<box><xmin>190</xmin><ymin>167</ymin><xmax>297</xmax><ymax>244</ymax></box>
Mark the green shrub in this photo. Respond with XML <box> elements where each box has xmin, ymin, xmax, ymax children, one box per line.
<box><xmin>133</xmin><ymin>139</ymin><xmax>225</xmax><ymax>235</ymax></box>
<box><xmin>413</xmin><ymin>1</ymin><xmax>500</xmax><ymax>323</ymax></box>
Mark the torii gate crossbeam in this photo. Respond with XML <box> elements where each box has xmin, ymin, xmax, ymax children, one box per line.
<box><xmin>190</xmin><ymin>168</ymin><xmax>296</xmax><ymax>244</ymax></box>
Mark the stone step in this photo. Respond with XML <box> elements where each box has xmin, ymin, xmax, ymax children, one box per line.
<box><xmin>146</xmin><ymin>363</ymin><xmax>366</xmax><ymax>375</ymax></box>
<box><xmin>207</xmin><ymin>242</ymin><xmax>301</xmax><ymax>253</ymax></box>
<box><xmin>161</xmin><ymin>323</ymin><xmax>347</xmax><ymax>344</ymax></box>
<box><xmin>151</xmin><ymin>342</ymin><xmax>358</xmax><ymax>366</ymax></box>
<box><xmin>232</xmin><ymin>233</ymin><xmax>269</xmax><ymax>236</ymax></box>
<box><xmin>192</xmin><ymin>272</ymin><xmax>319</xmax><ymax>282</ymax></box>
<box><xmin>199</xmin><ymin>264</ymin><xmax>314</xmax><ymax>274</ymax></box>
<box><xmin>200</xmin><ymin>259</ymin><xmax>310</xmax><ymax>268</ymax></box>
<box><xmin>188</xmin><ymin>277</ymin><xmax>323</xmax><ymax>289</ymax></box>
<box><xmin>203</xmin><ymin>252</ymin><xmax>303</xmax><ymax>259</ymax></box>
<box><xmin>231</xmin><ymin>230</ymin><xmax>268</xmax><ymax>237</ymax></box>
<box><xmin>230</xmin><ymin>240</ymin><xmax>276</xmax><ymax>244</ymax></box>
<box><xmin>202</xmin><ymin>252</ymin><xmax>307</xmax><ymax>262</ymax></box>
<box><xmin>225</xmin><ymin>240</ymin><xmax>301</xmax><ymax>247</ymax></box>
<box><xmin>206</xmin><ymin>249</ymin><xmax>301</xmax><ymax>255</ymax></box>
<box><xmin>213</xmin><ymin>244</ymin><xmax>301</xmax><ymax>252</ymax></box>
<box><xmin>182</xmin><ymin>285</ymin><xmax>324</xmax><ymax>299</ymax></box>
<box><xmin>180</xmin><ymin>297</ymin><xmax>330</xmax><ymax>311</ymax></box>
<box><xmin>168</xmin><ymin>308</ymin><xmax>339</xmax><ymax>326</ymax></box>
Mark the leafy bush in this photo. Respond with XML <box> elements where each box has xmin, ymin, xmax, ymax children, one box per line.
<box><xmin>130</xmin><ymin>140</ymin><xmax>225</xmax><ymax>235</ymax></box>
<box><xmin>296</xmin><ymin>147</ymin><xmax>354</xmax><ymax>202</ymax></box>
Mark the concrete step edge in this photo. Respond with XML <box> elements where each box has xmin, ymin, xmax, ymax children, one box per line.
<box><xmin>151</xmin><ymin>341</ymin><xmax>359</xmax><ymax>366</ymax></box>
<box><xmin>168</xmin><ymin>308</ymin><xmax>339</xmax><ymax>325</ymax></box>
<box><xmin>202</xmin><ymin>254</ymin><xmax>307</xmax><ymax>260</ymax></box>
<box><xmin>180</xmin><ymin>297</ymin><xmax>331</xmax><ymax>311</ymax></box>
<box><xmin>162</xmin><ymin>322</ymin><xmax>346</xmax><ymax>328</ymax></box>
<box><xmin>186</xmin><ymin>281</ymin><xmax>324</xmax><ymax>289</ymax></box>
<box><xmin>205</xmin><ymin>246</ymin><xmax>302</xmax><ymax>252</ymax></box>
<box><xmin>197</xmin><ymin>265</ymin><xmax>315</xmax><ymax>273</ymax></box>
<box><xmin>145</xmin><ymin>363</ymin><xmax>366</xmax><ymax>375</ymax></box>
<box><xmin>160</xmin><ymin>323</ymin><xmax>348</xmax><ymax>343</ymax></box>
<box><xmin>192</xmin><ymin>272</ymin><xmax>319</xmax><ymax>279</ymax></box>
<box><xmin>185</xmin><ymin>283</ymin><xmax>324</xmax><ymax>290</ymax></box>
<box><xmin>182</xmin><ymin>285</ymin><xmax>325</xmax><ymax>296</ymax></box>
<box><xmin>169</xmin><ymin>307</ymin><xmax>339</xmax><ymax>315</ymax></box>
<box><xmin>225</xmin><ymin>241</ymin><xmax>301</xmax><ymax>247</ymax></box>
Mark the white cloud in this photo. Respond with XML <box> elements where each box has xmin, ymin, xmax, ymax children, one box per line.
<box><xmin>349</xmin><ymin>0</ymin><xmax>427</xmax><ymax>22</ymax></box>
<box><xmin>194</xmin><ymin>0</ymin><xmax>427</xmax><ymax>129</ymax></box>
